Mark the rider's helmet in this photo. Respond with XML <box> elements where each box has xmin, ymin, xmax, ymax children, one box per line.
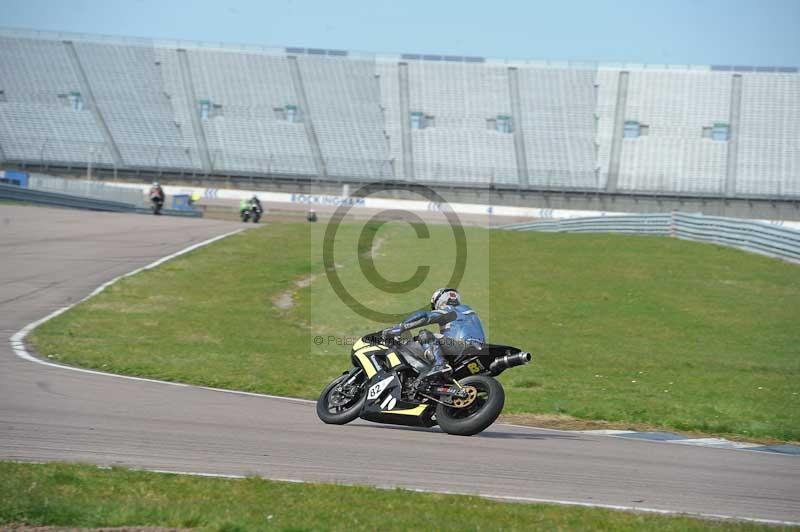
<box><xmin>431</xmin><ymin>288</ymin><xmax>460</xmax><ymax>310</ymax></box>
<box><xmin>152</xmin><ymin>181</ymin><xmax>159</xmax><ymax>187</ymax></box>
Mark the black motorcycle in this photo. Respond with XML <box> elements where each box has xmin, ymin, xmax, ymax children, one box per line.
<box><xmin>150</xmin><ymin>195</ymin><xmax>164</xmax><ymax>215</ymax></box>
<box><xmin>316</xmin><ymin>330</ymin><xmax>531</xmax><ymax>436</ymax></box>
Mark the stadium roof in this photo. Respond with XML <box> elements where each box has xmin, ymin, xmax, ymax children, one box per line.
<box><xmin>0</xmin><ymin>26</ymin><xmax>796</xmax><ymax>74</ymax></box>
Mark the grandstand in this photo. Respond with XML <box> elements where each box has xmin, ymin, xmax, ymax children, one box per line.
<box><xmin>0</xmin><ymin>27</ymin><xmax>798</xmax><ymax>201</ymax></box>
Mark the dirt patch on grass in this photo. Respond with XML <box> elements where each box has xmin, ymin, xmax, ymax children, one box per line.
<box><xmin>272</xmin><ymin>274</ymin><xmax>317</xmax><ymax>310</ymax></box>
<box><xmin>272</xmin><ymin>232</ymin><xmax>384</xmax><ymax>311</ymax></box>
<box><xmin>360</xmin><ymin>235</ymin><xmax>385</xmax><ymax>259</ymax></box>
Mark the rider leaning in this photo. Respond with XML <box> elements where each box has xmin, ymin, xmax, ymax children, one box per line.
<box><xmin>241</xmin><ymin>195</ymin><xmax>262</xmax><ymax>212</ymax></box>
<box><xmin>384</xmin><ymin>288</ymin><xmax>486</xmax><ymax>382</ymax></box>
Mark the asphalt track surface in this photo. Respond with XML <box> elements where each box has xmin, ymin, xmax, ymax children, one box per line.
<box><xmin>1</xmin><ymin>205</ymin><xmax>798</xmax><ymax>525</ymax></box>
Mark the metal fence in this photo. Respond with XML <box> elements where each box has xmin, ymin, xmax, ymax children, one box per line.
<box><xmin>0</xmin><ymin>181</ymin><xmax>142</xmax><ymax>212</ymax></box>
<box><xmin>8</xmin><ymin>137</ymin><xmax>799</xmax><ymax>200</ymax></box>
<box><xmin>1</xmin><ymin>178</ymin><xmax>201</xmax><ymax>217</ymax></box>
<box><xmin>28</xmin><ymin>174</ymin><xmax>146</xmax><ymax>207</ymax></box>
<box><xmin>502</xmin><ymin>212</ymin><xmax>800</xmax><ymax>264</ymax></box>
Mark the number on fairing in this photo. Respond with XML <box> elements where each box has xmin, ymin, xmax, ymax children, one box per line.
<box><xmin>367</xmin><ymin>376</ymin><xmax>395</xmax><ymax>400</ymax></box>
<box><xmin>467</xmin><ymin>362</ymin><xmax>481</xmax><ymax>374</ymax></box>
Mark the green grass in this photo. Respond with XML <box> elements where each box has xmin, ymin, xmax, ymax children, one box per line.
<box><xmin>30</xmin><ymin>221</ymin><xmax>800</xmax><ymax>441</ymax></box>
<box><xmin>0</xmin><ymin>461</ymin><xmax>785</xmax><ymax>531</ymax></box>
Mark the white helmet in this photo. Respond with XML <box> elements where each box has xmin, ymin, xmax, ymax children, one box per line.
<box><xmin>431</xmin><ymin>288</ymin><xmax>460</xmax><ymax>310</ymax></box>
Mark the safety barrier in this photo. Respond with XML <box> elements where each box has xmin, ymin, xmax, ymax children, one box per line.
<box><xmin>0</xmin><ymin>182</ymin><xmax>139</xmax><ymax>212</ymax></box>
<box><xmin>0</xmin><ymin>182</ymin><xmax>201</xmax><ymax>217</ymax></box>
<box><xmin>28</xmin><ymin>174</ymin><xmax>146</xmax><ymax>207</ymax></box>
<box><xmin>502</xmin><ymin>212</ymin><xmax>800</xmax><ymax>263</ymax></box>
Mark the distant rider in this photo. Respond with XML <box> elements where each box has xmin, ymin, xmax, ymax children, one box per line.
<box><xmin>383</xmin><ymin>288</ymin><xmax>486</xmax><ymax>382</ymax></box>
<box><xmin>249</xmin><ymin>195</ymin><xmax>263</xmax><ymax>214</ymax></box>
<box><xmin>149</xmin><ymin>181</ymin><xmax>164</xmax><ymax>202</ymax></box>
<box><xmin>240</xmin><ymin>195</ymin><xmax>263</xmax><ymax>215</ymax></box>
<box><xmin>149</xmin><ymin>182</ymin><xmax>165</xmax><ymax>214</ymax></box>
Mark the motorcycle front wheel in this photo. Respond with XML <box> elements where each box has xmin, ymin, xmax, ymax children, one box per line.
<box><xmin>436</xmin><ymin>375</ymin><xmax>505</xmax><ymax>436</ymax></box>
<box><xmin>316</xmin><ymin>370</ymin><xmax>367</xmax><ymax>425</ymax></box>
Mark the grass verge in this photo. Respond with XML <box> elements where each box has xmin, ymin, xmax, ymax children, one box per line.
<box><xmin>29</xmin><ymin>221</ymin><xmax>800</xmax><ymax>441</ymax></box>
<box><xmin>0</xmin><ymin>461</ymin><xmax>786</xmax><ymax>531</ymax></box>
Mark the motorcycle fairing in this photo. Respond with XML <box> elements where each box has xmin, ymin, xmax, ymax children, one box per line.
<box><xmin>359</xmin><ymin>368</ymin><xmax>435</xmax><ymax>427</ymax></box>
<box><xmin>350</xmin><ymin>338</ymin><xmax>391</xmax><ymax>378</ymax></box>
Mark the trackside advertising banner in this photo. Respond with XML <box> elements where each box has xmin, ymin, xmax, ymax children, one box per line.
<box><xmin>100</xmin><ymin>180</ymin><xmax>800</xmax><ymax>229</ymax></box>
<box><xmin>104</xmin><ymin>181</ymin><xmax>638</xmax><ymax>220</ymax></box>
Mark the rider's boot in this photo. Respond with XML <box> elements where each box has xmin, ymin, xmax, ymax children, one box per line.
<box><xmin>418</xmin><ymin>343</ymin><xmax>451</xmax><ymax>383</ymax></box>
<box><xmin>419</xmin><ymin>362</ymin><xmax>452</xmax><ymax>382</ymax></box>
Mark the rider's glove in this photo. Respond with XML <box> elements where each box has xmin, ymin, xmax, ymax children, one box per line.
<box><xmin>382</xmin><ymin>326</ymin><xmax>403</xmax><ymax>341</ymax></box>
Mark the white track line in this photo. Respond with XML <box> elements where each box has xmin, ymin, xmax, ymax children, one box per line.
<box><xmin>83</xmin><ymin>464</ymin><xmax>800</xmax><ymax>527</ymax></box>
<box><xmin>7</xmin><ymin>224</ymin><xmax>798</xmax><ymax>525</ymax></box>
<box><xmin>8</xmin><ymin>227</ymin><xmax>315</xmax><ymax>402</ymax></box>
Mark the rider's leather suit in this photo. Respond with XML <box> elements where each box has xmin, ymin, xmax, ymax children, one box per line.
<box><xmin>399</xmin><ymin>304</ymin><xmax>486</xmax><ymax>366</ymax></box>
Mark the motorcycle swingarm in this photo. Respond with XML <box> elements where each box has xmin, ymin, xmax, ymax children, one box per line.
<box><xmin>415</xmin><ymin>383</ymin><xmax>469</xmax><ymax>404</ymax></box>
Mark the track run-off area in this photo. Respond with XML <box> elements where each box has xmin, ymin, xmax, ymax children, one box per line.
<box><xmin>0</xmin><ymin>205</ymin><xmax>798</xmax><ymax>526</ymax></box>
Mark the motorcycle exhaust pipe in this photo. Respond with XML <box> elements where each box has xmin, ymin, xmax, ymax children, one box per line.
<box><xmin>489</xmin><ymin>352</ymin><xmax>532</xmax><ymax>376</ymax></box>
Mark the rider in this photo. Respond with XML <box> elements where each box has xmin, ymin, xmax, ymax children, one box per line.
<box><xmin>240</xmin><ymin>195</ymin><xmax>263</xmax><ymax>214</ymax></box>
<box><xmin>383</xmin><ymin>288</ymin><xmax>486</xmax><ymax>382</ymax></box>
<box><xmin>249</xmin><ymin>195</ymin><xmax>263</xmax><ymax>213</ymax></box>
<box><xmin>149</xmin><ymin>181</ymin><xmax>164</xmax><ymax>201</ymax></box>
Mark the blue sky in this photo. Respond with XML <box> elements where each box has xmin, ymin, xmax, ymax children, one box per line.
<box><xmin>1</xmin><ymin>0</ymin><xmax>799</xmax><ymax>66</ymax></box>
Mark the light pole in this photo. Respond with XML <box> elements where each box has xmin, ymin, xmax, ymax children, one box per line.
<box><xmin>489</xmin><ymin>169</ymin><xmax>495</xmax><ymax>227</ymax></box>
<box><xmin>154</xmin><ymin>145</ymin><xmax>163</xmax><ymax>174</ymax></box>
<box><xmin>87</xmin><ymin>146</ymin><xmax>95</xmax><ymax>181</ymax></box>
<box><xmin>39</xmin><ymin>138</ymin><xmax>50</xmax><ymax>168</ymax></box>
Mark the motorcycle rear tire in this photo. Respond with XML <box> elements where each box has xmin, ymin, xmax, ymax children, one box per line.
<box><xmin>435</xmin><ymin>375</ymin><xmax>505</xmax><ymax>436</ymax></box>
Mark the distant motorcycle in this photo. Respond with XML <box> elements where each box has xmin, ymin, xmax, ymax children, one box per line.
<box><xmin>240</xmin><ymin>204</ymin><xmax>262</xmax><ymax>223</ymax></box>
<box><xmin>150</xmin><ymin>195</ymin><xmax>164</xmax><ymax>215</ymax></box>
<box><xmin>317</xmin><ymin>329</ymin><xmax>531</xmax><ymax>436</ymax></box>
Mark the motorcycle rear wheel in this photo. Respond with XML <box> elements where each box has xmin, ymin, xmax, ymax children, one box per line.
<box><xmin>316</xmin><ymin>371</ymin><xmax>367</xmax><ymax>425</ymax></box>
<box><xmin>435</xmin><ymin>375</ymin><xmax>505</xmax><ymax>436</ymax></box>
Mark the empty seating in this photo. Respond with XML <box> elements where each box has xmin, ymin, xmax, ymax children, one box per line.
<box><xmin>516</xmin><ymin>67</ymin><xmax>598</xmax><ymax>189</ymax></box>
<box><xmin>0</xmin><ymin>37</ymin><xmax>111</xmax><ymax>165</ymax></box>
<box><xmin>402</xmin><ymin>61</ymin><xmax>517</xmax><ymax>184</ymax></box>
<box><xmin>613</xmin><ymin>70</ymin><xmax>731</xmax><ymax>194</ymax></box>
<box><xmin>0</xmin><ymin>31</ymin><xmax>798</xmax><ymax>199</ymax></box>
<box><xmin>74</xmin><ymin>41</ymin><xmax>198</xmax><ymax>169</ymax></box>
<box><xmin>187</xmin><ymin>49</ymin><xmax>315</xmax><ymax>175</ymax></box>
<box><xmin>297</xmin><ymin>55</ymin><xmax>390</xmax><ymax>178</ymax></box>
<box><xmin>737</xmin><ymin>74</ymin><xmax>800</xmax><ymax>196</ymax></box>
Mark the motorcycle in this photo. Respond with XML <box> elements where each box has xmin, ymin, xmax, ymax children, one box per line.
<box><xmin>240</xmin><ymin>205</ymin><xmax>262</xmax><ymax>223</ymax></box>
<box><xmin>150</xmin><ymin>195</ymin><xmax>164</xmax><ymax>215</ymax></box>
<box><xmin>316</xmin><ymin>330</ymin><xmax>531</xmax><ymax>436</ymax></box>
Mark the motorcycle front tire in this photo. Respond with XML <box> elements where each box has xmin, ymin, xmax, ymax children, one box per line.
<box><xmin>316</xmin><ymin>372</ymin><xmax>367</xmax><ymax>425</ymax></box>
